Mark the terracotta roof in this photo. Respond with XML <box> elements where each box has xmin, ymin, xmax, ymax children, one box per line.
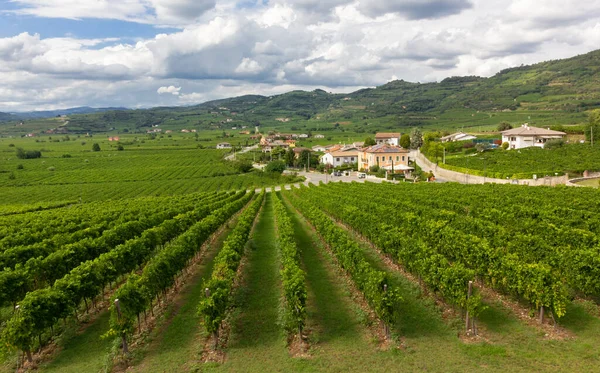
<box><xmin>364</xmin><ymin>144</ymin><xmax>409</xmax><ymax>153</ymax></box>
<box><xmin>330</xmin><ymin>150</ymin><xmax>359</xmax><ymax>157</ymax></box>
<box><xmin>375</xmin><ymin>132</ymin><xmax>401</xmax><ymax>138</ymax></box>
<box><xmin>502</xmin><ymin>125</ymin><xmax>566</xmax><ymax>137</ymax></box>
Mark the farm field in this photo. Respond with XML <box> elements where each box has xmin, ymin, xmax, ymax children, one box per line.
<box><xmin>440</xmin><ymin>143</ymin><xmax>600</xmax><ymax>178</ymax></box>
<box><xmin>1</xmin><ymin>182</ymin><xmax>600</xmax><ymax>372</ymax></box>
<box><xmin>0</xmin><ymin>135</ymin><xmax>300</xmax><ymax>205</ymax></box>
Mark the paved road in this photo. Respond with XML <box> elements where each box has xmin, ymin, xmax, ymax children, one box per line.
<box><xmin>224</xmin><ymin>144</ymin><xmax>259</xmax><ymax>161</ymax></box>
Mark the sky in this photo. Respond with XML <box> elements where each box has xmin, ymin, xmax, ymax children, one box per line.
<box><xmin>0</xmin><ymin>0</ymin><xmax>599</xmax><ymax>112</ymax></box>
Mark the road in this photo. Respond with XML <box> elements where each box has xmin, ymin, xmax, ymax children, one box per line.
<box><xmin>224</xmin><ymin>144</ymin><xmax>259</xmax><ymax>161</ymax></box>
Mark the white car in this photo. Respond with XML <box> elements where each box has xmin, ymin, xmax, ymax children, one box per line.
<box><xmin>357</xmin><ymin>173</ymin><xmax>366</xmax><ymax>179</ymax></box>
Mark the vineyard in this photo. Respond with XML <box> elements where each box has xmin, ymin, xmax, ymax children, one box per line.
<box><xmin>0</xmin><ymin>140</ymin><xmax>301</xmax><ymax>205</ymax></box>
<box><xmin>1</xmin><ymin>182</ymin><xmax>600</xmax><ymax>372</ymax></box>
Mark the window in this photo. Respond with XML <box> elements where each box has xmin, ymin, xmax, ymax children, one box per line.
<box><xmin>396</xmin><ymin>156</ymin><xmax>399</xmax><ymax>161</ymax></box>
<box><xmin>376</xmin><ymin>156</ymin><xmax>379</xmax><ymax>162</ymax></box>
<box><xmin>350</xmin><ymin>157</ymin><xmax>354</xmax><ymax>161</ymax></box>
<box><xmin>510</xmin><ymin>137</ymin><xmax>516</xmax><ymax>141</ymax></box>
<box><xmin>402</xmin><ymin>156</ymin><xmax>405</xmax><ymax>161</ymax></box>
<box><xmin>389</xmin><ymin>156</ymin><xmax>392</xmax><ymax>161</ymax></box>
<box><xmin>336</xmin><ymin>158</ymin><xmax>340</xmax><ymax>162</ymax></box>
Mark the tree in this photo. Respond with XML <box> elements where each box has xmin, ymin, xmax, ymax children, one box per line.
<box><xmin>400</xmin><ymin>134</ymin><xmax>411</xmax><ymax>148</ymax></box>
<box><xmin>284</xmin><ymin>148</ymin><xmax>295</xmax><ymax>167</ymax></box>
<box><xmin>586</xmin><ymin>109</ymin><xmax>600</xmax><ymax>144</ymax></box>
<box><xmin>364</xmin><ymin>137</ymin><xmax>376</xmax><ymax>146</ymax></box>
<box><xmin>92</xmin><ymin>143</ymin><xmax>101</xmax><ymax>152</ymax></box>
<box><xmin>410</xmin><ymin>128</ymin><xmax>423</xmax><ymax>149</ymax></box>
<box><xmin>265</xmin><ymin>160</ymin><xmax>286</xmax><ymax>173</ymax></box>
<box><xmin>497</xmin><ymin>122</ymin><xmax>512</xmax><ymax>131</ymax></box>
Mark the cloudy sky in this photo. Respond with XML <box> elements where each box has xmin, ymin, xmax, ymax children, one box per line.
<box><xmin>1</xmin><ymin>0</ymin><xmax>599</xmax><ymax>112</ymax></box>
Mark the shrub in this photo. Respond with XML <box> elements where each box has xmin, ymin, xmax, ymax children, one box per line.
<box><xmin>47</xmin><ymin>167</ymin><xmax>55</xmax><ymax>171</ymax></box>
<box><xmin>117</xmin><ymin>144</ymin><xmax>124</xmax><ymax>151</ymax></box>
<box><xmin>497</xmin><ymin>122</ymin><xmax>512</xmax><ymax>131</ymax></box>
<box><xmin>62</xmin><ymin>154</ymin><xmax>72</xmax><ymax>158</ymax></box>
<box><xmin>545</xmin><ymin>139</ymin><xmax>565</xmax><ymax>149</ymax></box>
<box><xmin>8</xmin><ymin>172</ymin><xmax>15</xmax><ymax>180</ymax></box>
<box><xmin>16</xmin><ymin>164</ymin><xmax>24</xmax><ymax>170</ymax></box>
<box><xmin>15</xmin><ymin>148</ymin><xmax>42</xmax><ymax>159</ymax></box>
<box><xmin>501</xmin><ymin>142</ymin><xmax>509</xmax><ymax>150</ymax></box>
<box><xmin>92</xmin><ymin>143</ymin><xmax>101</xmax><ymax>151</ymax></box>
<box><xmin>265</xmin><ymin>160</ymin><xmax>286</xmax><ymax>173</ymax></box>
<box><xmin>369</xmin><ymin>165</ymin><xmax>380</xmax><ymax>173</ymax></box>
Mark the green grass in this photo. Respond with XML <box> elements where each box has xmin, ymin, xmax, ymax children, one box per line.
<box><xmin>39</xmin><ymin>312</ymin><xmax>113</xmax><ymax>373</ymax></box>
<box><xmin>211</xmin><ymin>194</ymin><xmax>289</xmax><ymax>369</ymax></box>
<box><xmin>128</xmin><ymin>210</ymin><xmax>239</xmax><ymax>372</ymax></box>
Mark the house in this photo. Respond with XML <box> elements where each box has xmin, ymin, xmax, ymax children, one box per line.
<box><xmin>314</xmin><ymin>134</ymin><xmax>325</xmax><ymax>139</ymax></box>
<box><xmin>216</xmin><ymin>142</ymin><xmax>232</xmax><ymax>149</ymax></box>
<box><xmin>312</xmin><ymin>145</ymin><xmax>328</xmax><ymax>152</ymax></box>
<box><xmin>440</xmin><ymin>132</ymin><xmax>477</xmax><ymax>142</ymax></box>
<box><xmin>358</xmin><ymin>144</ymin><xmax>412</xmax><ymax>174</ymax></box>
<box><xmin>299</xmin><ymin>134</ymin><xmax>309</xmax><ymax>138</ymax></box>
<box><xmin>320</xmin><ymin>145</ymin><xmax>361</xmax><ymax>167</ymax></box>
<box><xmin>501</xmin><ymin>124</ymin><xmax>566</xmax><ymax>149</ymax></box>
<box><xmin>375</xmin><ymin>132</ymin><xmax>401</xmax><ymax>146</ymax></box>
<box><xmin>261</xmin><ymin>140</ymin><xmax>290</xmax><ymax>153</ymax></box>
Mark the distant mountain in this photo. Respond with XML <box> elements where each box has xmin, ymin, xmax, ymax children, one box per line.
<box><xmin>0</xmin><ymin>112</ymin><xmax>17</xmax><ymax>121</ymax></box>
<box><xmin>3</xmin><ymin>49</ymin><xmax>600</xmax><ymax>133</ymax></box>
<box><xmin>9</xmin><ymin>106</ymin><xmax>128</xmax><ymax>120</ymax></box>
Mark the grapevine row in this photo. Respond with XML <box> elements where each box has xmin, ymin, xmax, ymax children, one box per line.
<box><xmin>109</xmin><ymin>190</ymin><xmax>258</xmax><ymax>343</ymax></box>
<box><xmin>198</xmin><ymin>191</ymin><xmax>265</xmax><ymax>345</ymax></box>
<box><xmin>282</xmin><ymin>188</ymin><xmax>402</xmax><ymax>330</ymax></box>
<box><xmin>272</xmin><ymin>192</ymin><xmax>307</xmax><ymax>336</ymax></box>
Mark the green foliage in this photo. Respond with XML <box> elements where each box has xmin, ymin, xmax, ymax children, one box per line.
<box><xmin>364</xmin><ymin>137</ymin><xmax>376</xmax><ymax>146</ymax></box>
<box><xmin>544</xmin><ymin>138</ymin><xmax>565</xmax><ymax>149</ymax></box>
<box><xmin>15</xmin><ymin>148</ymin><xmax>41</xmax><ymax>159</ymax></box>
<box><xmin>410</xmin><ymin>128</ymin><xmax>423</xmax><ymax>149</ymax></box>
<box><xmin>198</xmin><ymin>192</ymin><xmax>264</xmax><ymax>335</ymax></box>
<box><xmin>233</xmin><ymin>160</ymin><xmax>253</xmax><ymax>173</ymax></box>
<box><xmin>497</xmin><ymin>122</ymin><xmax>513</xmax><ymax>131</ymax></box>
<box><xmin>443</xmin><ymin>143</ymin><xmax>600</xmax><ymax>177</ymax></box>
<box><xmin>265</xmin><ymin>160</ymin><xmax>286</xmax><ymax>173</ymax></box>
<box><xmin>272</xmin><ymin>193</ymin><xmax>307</xmax><ymax>335</ymax></box>
<box><xmin>400</xmin><ymin>134</ymin><xmax>411</xmax><ymax>148</ymax></box>
<box><xmin>501</xmin><ymin>142</ymin><xmax>509</xmax><ymax>150</ymax></box>
<box><xmin>92</xmin><ymin>143</ymin><xmax>100</xmax><ymax>152</ymax></box>
<box><xmin>284</xmin><ymin>187</ymin><xmax>402</xmax><ymax>326</ymax></box>
<box><xmin>586</xmin><ymin>109</ymin><xmax>600</xmax><ymax>142</ymax></box>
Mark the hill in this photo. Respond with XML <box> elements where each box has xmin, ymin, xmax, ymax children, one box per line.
<box><xmin>1</xmin><ymin>49</ymin><xmax>599</xmax><ymax>136</ymax></box>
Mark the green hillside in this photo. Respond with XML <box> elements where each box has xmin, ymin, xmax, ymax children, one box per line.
<box><xmin>2</xmin><ymin>49</ymin><xmax>600</xmax><ymax>136</ymax></box>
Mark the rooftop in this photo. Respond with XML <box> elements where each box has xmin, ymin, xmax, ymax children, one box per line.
<box><xmin>375</xmin><ymin>132</ymin><xmax>401</xmax><ymax>139</ymax></box>
<box><xmin>364</xmin><ymin>143</ymin><xmax>409</xmax><ymax>153</ymax></box>
<box><xmin>502</xmin><ymin>124</ymin><xmax>566</xmax><ymax>137</ymax></box>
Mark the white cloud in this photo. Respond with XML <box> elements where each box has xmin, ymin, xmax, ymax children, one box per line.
<box><xmin>157</xmin><ymin>85</ymin><xmax>181</xmax><ymax>95</ymax></box>
<box><xmin>0</xmin><ymin>0</ymin><xmax>600</xmax><ymax>111</ymax></box>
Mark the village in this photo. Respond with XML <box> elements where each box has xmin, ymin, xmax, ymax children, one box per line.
<box><xmin>215</xmin><ymin>123</ymin><xmax>571</xmax><ymax>183</ymax></box>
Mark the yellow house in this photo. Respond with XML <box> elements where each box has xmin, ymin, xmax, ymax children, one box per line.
<box><xmin>359</xmin><ymin>144</ymin><xmax>412</xmax><ymax>174</ymax></box>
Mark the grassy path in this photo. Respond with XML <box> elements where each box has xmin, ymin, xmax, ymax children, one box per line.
<box><xmin>40</xmin><ymin>312</ymin><xmax>113</xmax><ymax>373</ymax></box>
<box><xmin>212</xmin><ymin>193</ymin><xmax>290</xmax><ymax>371</ymax></box>
<box><xmin>127</xmin><ymin>209</ymin><xmax>244</xmax><ymax>373</ymax></box>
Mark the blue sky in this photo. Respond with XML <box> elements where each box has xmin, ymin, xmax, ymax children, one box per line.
<box><xmin>0</xmin><ymin>0</ymin><xmax>599</xmax><ymax>111</ymax></box>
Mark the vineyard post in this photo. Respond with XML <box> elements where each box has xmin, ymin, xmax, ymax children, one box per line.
<box><xmin>114</xmin><ymin>299</ymin><xmax>129</xmax><ymax>354</ymax></box>
<box><xmin>383</xmin><ymin>284</ymin><xmax>390</xmax><ymax>340</ymax></box>
<box><xmin>205</xmin><ymin>287</ymin><xmax>218</xmax><ymax>350</ymax></box>
<box><xmin>465</xmin><ymin>281</ymin><xmax>472</xmax><ymax>334</ymax></box>
<box><xmin>539</xmin><ymin>306</ymin><xmax>544</xmax><ymax>324</ymax></box>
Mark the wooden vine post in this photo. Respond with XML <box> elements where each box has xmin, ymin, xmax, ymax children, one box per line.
<box><xmin>383</xmin><ymin>284</ymin><xmax>390</xmax><ymax>340</ymax></box>
<box><xmin>465</xmin><ymin>281</ymin><xmax>472</xmax><ymax>335</ymax></box>
<box><xmin>114</xmin><ymin>299</ymin><xmax>129</xmax><ymax>354</ymax></box>
<box><xmin>205</xmin><ymin>287</ymin><xmax>218</xmax><ymax>350</ymax></box>
<box><xmin>539</xmin><ymin>306</ymin><xmax>544</xmax><ymax>324</ymax></box>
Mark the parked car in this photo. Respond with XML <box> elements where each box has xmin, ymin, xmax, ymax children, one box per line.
<box><xmin>357</xmin><ymin>172</ymin><xmax>366</xmax><ymax>179</ymax></box>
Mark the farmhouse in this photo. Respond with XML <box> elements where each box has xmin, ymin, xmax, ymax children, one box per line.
<box><xmin>441</xmin><ymin>132</ymin><xmax>477</xmax><ymax>142</ymax></box>
<box><xmin>502</xmin><ymin>124</ymin><xmax>566</xmax><ymax>149</ymax></box>
<box><xmin>375</xmin><ymin>132</ymin><xmax>401</xmax><ymax>146</ymax></box>
<box><xmin>314</xmin><ymin>134</ymin><xmax>325</xmax><ymax>139</ymax></box>
<box><xmin>216</xmin><ymin>142</ymin><xmax>232</xmax><ymax>149</ymax></box>
<box><xmin>261</xmin><ymin>140</ymin><xmax>290</xmax><ymax>153</ymax></box>
<box><xmin>320</xmin><ymin>145</ymin><xmax>361</xmax><ymax>167</ymax></box>
<box><xmin>359</xmin><ymin>144</ymin><xmax>412</xmax><ymax>174</ymax></box>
